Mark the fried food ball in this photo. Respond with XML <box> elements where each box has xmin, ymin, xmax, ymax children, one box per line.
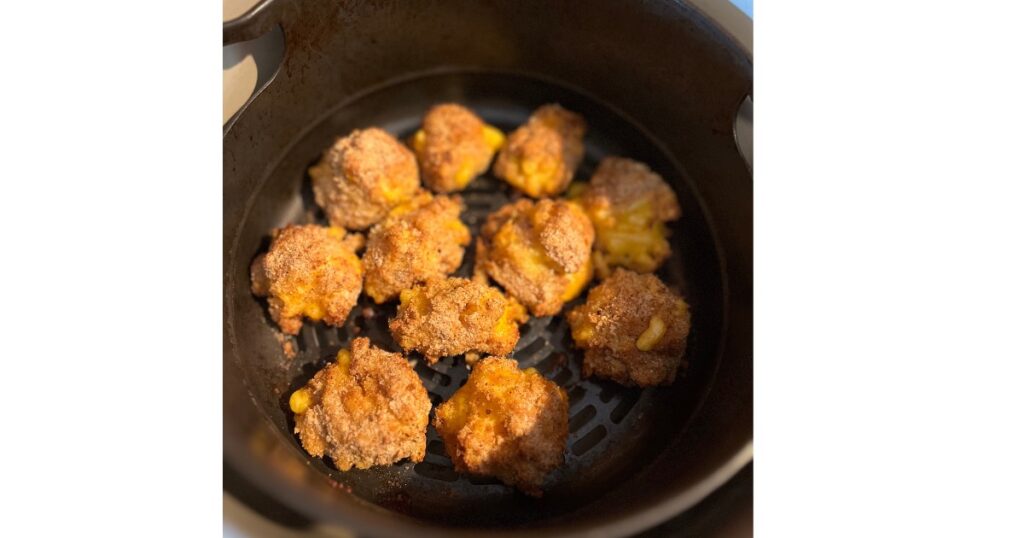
<box><xmin>493</xmin><ymin>104</ymin><xmax>586</xmax><ymax>198</ymax></box>
<box><xmin>567</xmin><ymin>269</ymin><xmax>692</xmax><ymax>386</ymax></box>
<box><xmin>289</xmin><ymin>337</ymin><xmax>431</xmax><ymax>470</ymax></box>
<box><xmin>363</xmin><ymin>192</ymin><xmax>471</xmax><ymax>303</ymax></box>
<box><xmin>389</xmin><ymin>277</ymin><xmax>528</xmax><ymax>363</ymax></box>
<box><xmin>250</xmin><ymin>224</ymin><xmax>364</xmax><ymax>335</ymax></box>
<box><xmin>475</xmin><ymin>199</ymin><xmax>594</xmax><ymax>316</ymax></box>
<box><xmin>309</xmin><ymin>128</ymin><xmax>421</xmax><ymax>230</ymax></box>
<box><xmin>410</xmin><ymin>103</ymin><xmax>505</xmax><ymax>193</ymax></box>
<box><xmin>575</xmin><ymin>157</ymin><xmax>681</xmax><ymax>277</ymax></box>
<box><xmin>434</xmin><ymin>357</ymin><xmax>568</xmax><ymax>496</ymax></box>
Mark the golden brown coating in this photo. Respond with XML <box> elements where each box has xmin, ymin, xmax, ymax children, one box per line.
<box><xmin>250</xmin><ymin>225</ymin><xmax>364</xmax><ymax>335</ymax></box>
<box><xmin>493</xmin><ymin>104</ymin><xmax>586</xmax><ymax>198</ymax></box>
<box><xmin>434</xmin><ymin>357</ymin><xmax>568</xmax><ymax>496</ymax></box>
<box><xmin>410</xmin><ymin>103</ymin><xmax>505</xmax><ymax>193</ymax></box>
<box><xmin>289</xmin><ymin>338</ymin><xmax>431</xmax><ymax>470</ymax></box>
<box><xmin>475</xmin><ymin>199</ymin><xmax>594</xmax><ymax>316</ymax></box>
<box><xmin>363</xmin><ymin>192</ymin><xmax>471</xmax><ymax>303</ymax></box>
<box><xmin>566</xmin><ymin>269</ymin><xmax>692</xmax><ymax>387</ymax></box>
<box><xmin>309</xmin><ymin>128</ymin><xmax>421</xmax><ymax>230</ymax></box>
<box><xmin>389</xmin><ymin>277</ymin><xmax>527</xmax><ymax>363</ymax></box>
<box><xmin>576</xmin><ymin>157</ymin><xmax>681</xmax><ymax>277</ymax></box>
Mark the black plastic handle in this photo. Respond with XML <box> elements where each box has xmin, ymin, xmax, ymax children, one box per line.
<box><xmin>224</xmin><ymin>0</ymin><xmax>283</xmax><ymax>46</ymax></box>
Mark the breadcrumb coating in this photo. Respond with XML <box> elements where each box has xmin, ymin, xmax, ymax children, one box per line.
<box><xmin>363</xmin><ymin>192</ymin><xmax>471</xmax><ymax>303</ymax></box>
<box><xmin>576</xmin><ymin>157</ymin><xmax>681</xmax><ymax>277</ymax></box>
<box><xmin>389</xmin><ymin>277</ymin><xmax>528</xmax><ymax>363</ymax></box>
<box><xmin>566</xmin><ymin>269</ymin><xmax>692</xmax><ymax>387</ymax></box>
<box><xmin>475</xmin><ymin>199</ymin><xmax>594</xmax><ymax>316</ymax></box>
<box><xmin>493</xmin><ymin>104</ymin><xmax>585</xmax><ymax>198</ymax></box>
<box><xmin>290</xmin><ymin>338</ymin><xmax>431</xmax><ymax>470</ymax></box>
<box><xmin>410</xmin><ymin>104</ymin><xmax>505</xmax><ymax>193</ymax></box>
<box><xmin>309</xmin><ymin>128</ymin><xmax>421</xmax><ymax>230</ymax></box>
<box><xmin>434</xmin><ymin>357</ymin><xmax>568</xmax><ymax>496</ymax></box>
<box><xmin>250</xmin><ymin>224</ymin><xmax>364</xmax><ymax>335</ymax></box>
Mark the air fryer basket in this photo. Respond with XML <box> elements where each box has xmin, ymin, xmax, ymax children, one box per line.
<box><xmin>224</xmin><ymin>1</ymin><xmax>751</xmax><ymax>536</ymax></box>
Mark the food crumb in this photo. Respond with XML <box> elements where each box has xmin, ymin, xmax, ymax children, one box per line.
<box><xmin>275</xmin><ymin>332</ymin><xmax>297</xmax><ymax>360</ymax></box>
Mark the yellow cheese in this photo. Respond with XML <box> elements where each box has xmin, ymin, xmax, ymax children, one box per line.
<box><xmin>572</xmin><ymin>321</ymin><xmax>595</xmax><ymax>343</ymax></box>
<box><xmin>335</xmin><ymin>349</ymin><xmax>352</xmax><ymax>374</ymax></box>
<box><xmin>560</xmin><ymin>256</ymin><xmax>593</xmax><ymax>302</ymax></box>
<box><xmin>494</xmin><ymin>299</ymin><xmax>527</xmax><ymax>340</ymax></box>
<box><xmin>411</xmin><ymin>129</ymin><xmax>427</xmax><ymax>154</ymax></box>
<box><xmin>635</xmin><ymin>316</ymin><xmax>666</xmax><ymax>351</ymax></box>
<box><xmin>437</xmin><ymin>362</ymin><xmax>532</xmax><ymax>433</ymax></box>
<box><xmin>289</xmin><ymin>388</ymin><xmax>312</xmax><ymax>414</ymax></box>
<box><xmin>453</xmin><ymin>160</ymin><xmax>477</xmax><ymax>189</ymax></box>
<box><xmin>399</xmin><ymin>288</ymin><xmax>430</xmax><ymax>317</ymax></box>
<box><xmin>483</xmin><ymin>125</ymin><xmax>505</xmax><ymax>151</ymax></box>
<box><xmin>289</xmin><ymin>348</ymin><xmax>351</xmax><ymax>415</ymax></box>
<box><xmin>588</xmin><ymin>199</ymin><xmax>670</xmax><ymax>274</ymax></box>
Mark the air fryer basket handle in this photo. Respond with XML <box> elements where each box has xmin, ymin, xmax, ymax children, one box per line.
<box><xmin>222</xmin><ymin>0</ymin><xmax>286</xmax><ymax>131</ymax></box>
<box><xmin>224</xmin><ymin>0</ymin><xmax>283</xmax><ymax>45</ymax></box>
<box><xmin>686</xmin><ymin>0</ymin><xmax>752</xmax><ymax>170</ymax></box>
<box><xmin>734</xmin><ymin>96</ymin><xmax>753</xmax><ymax>170</ymax></box>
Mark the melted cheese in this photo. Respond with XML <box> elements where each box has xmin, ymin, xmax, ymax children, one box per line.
<box><xmin>588</xmin><ymin>199</ymin><xmax>670</xmax><ymax>275</ymax></box>
<box><xmin>290</xmin><ymin>349</ymin><xmax>351</xmax><ymax>414</ymax></box>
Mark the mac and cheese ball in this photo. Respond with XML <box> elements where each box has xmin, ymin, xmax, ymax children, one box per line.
<box><xmin>389</xmin><ymin>277</ymin><xmax>528</xmax><ymax>364</ymax></box>
<box><xmin>250</xmin><ymin>224</ymin><xmax>363</xmax><ymax>335</ymax></box>
<box><xmin>309</xmin><ymin>128</ymin><xmax>420</xmax><ymax>230</ymax></box>
<box><xmin>575</xmin><ymin>157</ymin><xmax>681</xmax><ymax>277</ymax></box>
<box><xmin>493</xmin><ymin>104</ymin><xmax>585</xmax><ymax>198</ymax></box>
<box><xmin>289</xmin><ymin>338</ymin><xmax>431</xmax><ymax>470</ymax></box>
<box><xmin>566</xmin><ymin>269</ymin><xmax>692</xmax><ymax>387</ymax></box>
<box><xmin>434</xmin><ymin>357</ymin><xmax>569</xmax><ymax>497</ymax></box>
<box><xmin>475</xmin><ymin>199</ymin><xmax>594</xmax><ymax>316</ymax></box>
<box><xmin>363</xmin><ymin>192</ymin><xmax>471</xmax><ymax>303</ymax></box>
<box><xmin>410</xmin><ymin>103</ymin><xmax>505</xmax><ymax>192</ymax></box>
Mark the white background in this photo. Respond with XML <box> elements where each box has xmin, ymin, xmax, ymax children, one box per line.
<box><xmin>1</xmin><ymin>1</ymin><xmax>1022</xmax><ymax>536</ymax></box>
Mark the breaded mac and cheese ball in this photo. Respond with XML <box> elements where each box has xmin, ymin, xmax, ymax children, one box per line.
<box><xmin>410</xmin><ymin>103</ymin><xmax>505</xmax><ymax>192</ymax></box>
<box><xmin>289</xmin><ymin>338</ymin><xmax>431</xmax><ymax>470</ymax></box>
<box><xmin>575</xmin><ymin>157</ymin><xmax>681</xmax><ymax>277</ymax></box>
<box><xmin>475</xmin><ymin>199</ymin><xmax>594</xmax><ymax>317</ymax></box>
<box><xmin>363</xmin><ymin>192</ymin><xmax>471</xmax><ymax>303</ymax></box>
<box><xmin>567</xmin><ymin>269</ymin><xmax>692</xmax><ymax>387</ymax></box>
<box><xmin>494</xmin><ymin>104</ymin><xmax>585</xmax><ymax>198</ymax></box>
<box><xmin>434</xmin><ymin>357</ymin><xmax>568</xmax><ymax>496</ymax></box>
<box><xmin>250</xmin><ymin>224</ymin><xmax>364</xmax><ymax>335</ymax></box>
<box><xmin>389</xmin><ymin>277</ymin><xmax>528</xmax><ymax>363</ymax></box>
<box><xmin>309</xmin><ymin>128</ymin><xmax>421</xmax><ymax>230</ymax></box>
